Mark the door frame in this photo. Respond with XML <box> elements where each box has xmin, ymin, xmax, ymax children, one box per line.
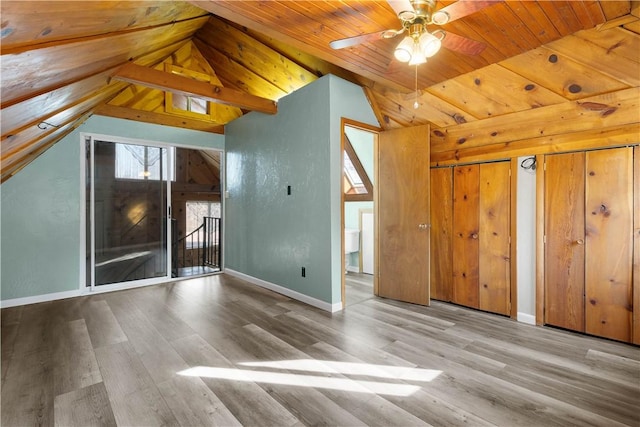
<box><xmin>340</xmin><ymin>118</ymin><xmax>381</xmax><ymax>308</ymax></box>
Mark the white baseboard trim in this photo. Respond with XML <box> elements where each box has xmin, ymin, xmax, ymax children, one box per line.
<box><xmin>346</xmin><ymin>266</ymin><xmax>359</xmax><ymax>273</ymax></box>
<box><xmin>225</xmin><ymin>269</ymin><xmax>342</xmax><ymax>313</ymax></box>
<box><xmin>1</xmin><ymin>289</ymin><xmax>81</xmax><ymax>309</ymax></box>
<box><xmin>517</xmin><ymin>312</ymin><xmax>536</xmax><ymax>325</ymax></box>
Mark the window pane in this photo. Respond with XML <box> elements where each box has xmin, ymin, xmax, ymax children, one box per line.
<box><xmin>115</xmin><ymin>144</ymin><xmax>175</xmax><ymax>181</ymax></box>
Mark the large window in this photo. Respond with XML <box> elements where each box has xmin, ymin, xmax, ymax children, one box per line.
<box><xmin>115</xmin><ymin>143</ymin><xmax>175</xmax><ymax>181</ymax></box>
<box><xmin>186</xmin><ymin>201</ymin><xmax>221</xmax><ymax>233</ymax></box>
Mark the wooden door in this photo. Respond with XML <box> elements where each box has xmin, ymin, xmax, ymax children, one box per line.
<box><xmin>377</xmin><ymin>125</ymin><xmax>430</xmax><ymax>305</ymax></box>
<box><xmin>452</xmin><ymin>164</ymin><xmax>480</xmax><ymax>308</ymax></box>
<box><xmin>430</xmin><ymin>167</ymin><xmax>453</xmax><ymax>302</ymax></box>
<box><xmin>584</xmin><ymin>147</ymin><xmax>633</xmax><ymax>342</ymax></box>
<box><xmin>479</xmin><ymin>162</ymin><xmax>511</xmax><ymax>315</ymax></box>
<box><xmin>545</xmin><ymin>152</ymin><xmax>585</xmax><ymax>332</ymax></box>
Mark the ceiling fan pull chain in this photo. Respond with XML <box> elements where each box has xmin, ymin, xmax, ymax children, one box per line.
<box><xmin>414</xmin><ymin>64</ymin><xmax>419</xmax><ymax>109</ymax></box>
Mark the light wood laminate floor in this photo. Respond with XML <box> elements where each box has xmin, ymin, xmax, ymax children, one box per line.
<box><xmin>2</xmin><ymin>274</ymin><xmax>639</xmax><ymax>426</ymax></box>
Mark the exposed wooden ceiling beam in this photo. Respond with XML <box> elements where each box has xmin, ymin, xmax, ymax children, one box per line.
<box><xmin>112</xmin><ymin>62</ymin><xmax>277</xmax><ymax>114</ymax></box>
<box><xmin>94</xmin><ymin>104</ymin><xmax>225</xmax><ymax>134</ymax></box>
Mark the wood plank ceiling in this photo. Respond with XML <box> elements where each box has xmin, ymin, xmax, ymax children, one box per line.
<box><xmin>1</xmin><ymin>1</ymin><xmax>639</xmax><ymax>182</ymax></box>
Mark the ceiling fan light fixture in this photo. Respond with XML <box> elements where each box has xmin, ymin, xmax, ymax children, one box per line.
<box><xmin>408</xmin><ymin>41</ymin><xmax>427</xmax><ymax>65</ymax></box>
<box><xmin>394</xmin><ymin>36</ymin><xmax>414</xmax><ymax>62</ymax></box>
<box><xmin>419</xmin><ymin>32</ymin><xmax>441</xmax><ymax>57</ymax></box>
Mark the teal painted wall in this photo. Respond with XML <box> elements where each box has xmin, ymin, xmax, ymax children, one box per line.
<box><xmin>225</xmin><ymin>75</ymin><xmax>378</xmax><ymax>305</ymax></box>
<box><xmin>1</xmin><ymin>116</ymin><xmax>224</xmax><ymax>301</ymax></box>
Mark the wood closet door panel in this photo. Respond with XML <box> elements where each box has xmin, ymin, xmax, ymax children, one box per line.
<box><xmin>545</xmin><ymin>152</ymin><xmax>585</xmax><ymax>332</ymax></box>
<box><xmin>585</xmin><ymin>147</ymin><xmax>633</xmax><ymax>342</ymax></box>
<box><xmin>634</xmin><ymin>146</ymin><xmax>640</xmax><ymax>345</ymax></box>
<box><xmin>430</xmin><ymin>167</ymin><xmax>453</xmax><ymax>302</ymax></box>
<box><xmin>479</xmin><ymin>162</ymin><xmax>511</xmax><ymax>315</ymax></box>
<box><xmin>452</xmin><ymin>164</ymin><xmax>480</xmax><ymax>308</ymax></box>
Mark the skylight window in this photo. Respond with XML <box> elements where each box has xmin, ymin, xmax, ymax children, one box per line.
<box><xmin>343</xmin><ymin>134</ymin><xmax>373</xmax><ymax>201</ymax></box>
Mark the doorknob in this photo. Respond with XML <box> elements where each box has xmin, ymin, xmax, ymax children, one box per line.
<box><xmin>576</xmin><ymin>239</ymin><xmax>584</xmax><ymax>245</ymax></box>
<box><xmin>418</xmin><ymin>223</ymin><xmax>430</xmax><ymax>230</ymax></box>
<box><xmin>471</xmin><ymin>233</ymin><xmax>479</xmax><ymax>239</ymax></box>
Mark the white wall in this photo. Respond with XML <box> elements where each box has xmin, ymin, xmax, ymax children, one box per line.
<box><xmin>516</xmin><ymin>156</ymin><xmax>537</xmax><ymax>324</ymax></box>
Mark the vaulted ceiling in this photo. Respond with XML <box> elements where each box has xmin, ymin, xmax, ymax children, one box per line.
<box><xmin>1</xmin><ymin>1</ymin><xmax>639</xmax><ymax>182</ymax></box>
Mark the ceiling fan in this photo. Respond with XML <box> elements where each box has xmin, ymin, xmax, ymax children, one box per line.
<box><xmin>330</xmin><ymin>0</ymin><xmax>501</xmax><ymax>65</ymax></box>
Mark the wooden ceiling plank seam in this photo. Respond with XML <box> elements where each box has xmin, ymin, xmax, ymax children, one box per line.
<box><xmin>0</xmin><ymin>13</ymin><xmax>210</xmax><ymax>56</ymax></box>
<box><xmin>1</xmin><ymin>112</ymin><xmax>92</xmax><ymax>184</ymax></box>
<box><xmin>188</xmin><ymin>1</ymin><xmax>411</xmax><ymax>91</ymax></box>
<box><xmin>247</xmin><ymin>3</ymin><xmax>401</xmax><ymax>78</ymax></box>
<box><xmin>424</xmin><ymin>64</ymin><xmax>566</xmax><ymax>119</ymax></box>
<box><xmin>94</xmin><ymin>104</ymin><xmax>225</xmax><ymax>134</ymax></box>
<box><xmin>503</xmin><ymin>0</ymin><xmax>562</xmax><ymax>44</ymax></box>
<box><xmin>430</xmin><ymin>123</ymin><xmax>640</xmax><ymax>166</ymax></box>
<box><xmin>374</xmin><ymin>88</ymin><xmax>478</xmax><ymax>128</ymax></box>
<box><xmin>0</xmin><ymin>1</ymin><xmax>209</xmax><ymax>52</ymax></box>
<box><xmin>1</xmin><ymin>36</ymin><xmax>190</xmax><ymax>136</ymax></box>
<box><xmin>545</xmin><ymin>34</ymin><xmax>640</xmax><ymax>87</ymax></box>
<box><xmin>214</xmin><ymin>0</ymin><xmax>406</xmax><ymax>82</ymax></box>
<box><xmin>112</xmin><ymin>62</ymin><xmax>277</xmax><ymax>114</ymax></box>
<box><xmin>1</xmin><ymin>67</ymin><xmax>122</xmax><ymax>138</ymax></box>
<box><xmin>430</xmin><ymin>87</ymin><xmax>640</xmax><ymax>152</ymax></box>
<box><xmin>499</xmin><ymin>45</ymin><xmax>631</xmax><ymax>100</ymax></box>
<box><xmin>599</xmin><ymin>0</ymin><xmax>632</xmax><ymax>20</ymax></box>
<box><xmin>572</xmin><ymin>0</ymin><xmax>607</xmax><ymax>28</ymax></box>
<box><xmin>241</xmin><ymin>26</ymin><xmax>365</xmax><ymax>88</ymax></box>
<box><xmin>623</xmin><ymin>19</ymin><xmax>640</xmax><ymax>32</ymax></box>
<box><xmin>434</xmin><ymin>20</ymin><xmax>503</xmax><ymax>65</ymax></box>
<box><xmin>196</xmin><ymin>17</ymin><xmax>320</xmax><ymax>93</ymax></box>
<box><xmin>205</xmin><ymin>17</ymin><xmax>396</xmax><ymax>86</ymax></box>
<box><xmin>2</xmin><ymin>81</ymin><xmax>127</xmax><ymax>156</ymax></box>
<box><xmin>536</xmin><ymin>1</ymin><xmax>585</xmax><ymax>36</ymax></box>
<box><xmin>447</xmin><ymin>7</ymin><xmax>522</xmax><ymax>58</ymax></box>
<box><xmin>575</xmin><ymin>27</ymin><xmax>640</xmax><ymax>62</ymax></box>
<box><xmin>480</xmin><ymin>2</ymin><xmax>543</xmax><ymax>52</ymax></box>
<box><xmin>1</xmin><ymin>17</ymin><xmax>203</xmax><ymax>106</ymax></box>
<box><xmin>193</xmin><ymin>38</ymin><xmax>289</xmax><ymax>100</ymax></box>
<box><xmin>1</xmin><ymin>93</ymin><xmax>110</xmax><ymax>160</ymax></box>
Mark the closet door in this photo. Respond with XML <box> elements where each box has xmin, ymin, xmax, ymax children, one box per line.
<box><xmin>452</xmin><ymin>164</ymin><xmax>480</xmax><ymax>308</ymax></box>
<box><xmin>584</xmin><ymin>147</ymin><xmax>632</xmax><ymax>342</ymax></box>
<box><xmin>544</xmin><ymin>152</ymin><xmax>585</xmax><ymax>332</ymax></box>
<box><xmin>430</xmin><ymin>167</ymin><xmax>453</xmax><ymax>302</ymax></box>
<box><xmin>545</xmin><ymin>147</ymin><xmax>634</xmax><ymax>343</ymax></box>
<box><xmin>479</xmin><ymin>162</ymin><xmax>511</xmax><ymax>315</ymax></box>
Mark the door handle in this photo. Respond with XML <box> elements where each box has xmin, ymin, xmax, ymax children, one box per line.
<box><xmin>418</xmin><ymin>223</ymin><xmax>431</xmax><ymax>230</ymax></box>
<box><xmin>576</xmin><ymin>239</ymin><xmax>584</xmax><ymax>245</ymax></box>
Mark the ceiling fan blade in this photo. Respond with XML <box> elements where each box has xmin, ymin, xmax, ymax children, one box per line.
<box><xmin>435</xmin><ymin>0</ymin><xmax>502</xmax><ymax>24</ymax></box>
<box><xmin>386</xmin><ymin>0</ymin><xmax>414</xmax><ymax>16</ymax></box>
<box><xmin>330</xmin><ymin>30</ymin><xmax>399</xmax><ymax>50</ymax></box>
<box><xmin>441</xmin><ymin>31</ymin><xmax>487</xmax><ymax>55</ymax></box>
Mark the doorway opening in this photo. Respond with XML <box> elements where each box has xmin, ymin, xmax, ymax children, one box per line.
<box><xmin>84</xmin><ymin>135</ymin><xmax>222</xmax><ymax>293</ymax></box>
<box><xmin>171</xmin><ymin>148</ymin><xmax>223</xmax><ymax>278</ymax></box>
<box><xmin>341</xmin><ymin>120</ymin><xmax>379</xmax><ymax>307</ymax></box>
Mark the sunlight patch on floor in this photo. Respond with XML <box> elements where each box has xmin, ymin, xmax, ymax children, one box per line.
<box><xmin>239</xmin><ymin>359</ymin><xmax>442</xmax><ymax>382</ymax></box>
<box><xmin>178</xmin><ymin>366</ymin><xmax>423</xmax><ymax>396</ymax></box>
